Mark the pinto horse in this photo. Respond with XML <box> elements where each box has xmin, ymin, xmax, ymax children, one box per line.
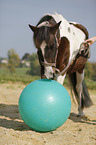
<box><xmin>29</xmin><ymin>12</ymin><xmax>93</xmax><ymax>116</ymax></box>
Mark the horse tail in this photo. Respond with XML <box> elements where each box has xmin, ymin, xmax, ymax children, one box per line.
<box><xmin>68</xmin><ymin>72</ymin><xmax>93</xmax><ymax>108</ymax></box>
<box><xmin>82</xmin><ymin>80</ymin><xmax>93</xmax><ymax>107</ymax></box>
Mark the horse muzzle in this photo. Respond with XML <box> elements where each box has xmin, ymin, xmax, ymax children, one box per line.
<box><xmin>41</xmin><ymin>61</ymin><xmax>60</xmax><ymax>79</ymax></box>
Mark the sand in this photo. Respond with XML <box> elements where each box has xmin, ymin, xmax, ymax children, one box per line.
<box><xmin>0</xmin><ymin>82</ymin><xmax>96</xmax><ymax>145</ymax></box>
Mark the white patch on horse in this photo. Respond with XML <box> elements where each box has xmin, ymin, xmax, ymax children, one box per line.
<box><xmin>45</xmin><ymin>66</ymin><xmax>54</xmax><ymax>79</ymax></box>
<box><xmin>40</xmin><ymin>41</ymin><xmax>54</xmax><ymax>79</ymax></box>
<box><xmin>56</xmin><ymin>74</ymin><xmax>66</xmax><ymax>85</ymax></box>
<box><xmin>51</xmin><ymin>12</ymin><xmax>86</xmax><ymax>64</ymax></box>
<box><xmin>40</xmin><ymin>41</ymin><xmax>47</xmax><ymax>58</ymax></box>
<box><xmin>37</xmin><ymin>21</ymin><xmax>49</xmax><ymax>27</ymax></box>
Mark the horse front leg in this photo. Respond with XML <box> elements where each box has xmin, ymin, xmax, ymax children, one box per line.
<box><xmin>76</xmin><ymin>71</ymin><xmax>85</xmax><ymax>116</ymax></box>
<box><xmin>55</xmin><ymin>74</ymin><xmax>66</xmax><ymax>85</ymax></box>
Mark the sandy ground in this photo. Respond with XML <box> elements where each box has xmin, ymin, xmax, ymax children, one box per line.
<box><xmin>0</xmin><ymin>82</ymin><xmax>96</xmax><ymax>145</ymax></box>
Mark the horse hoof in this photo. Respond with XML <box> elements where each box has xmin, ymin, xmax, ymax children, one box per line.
<box><xmin>77</xmin><ymin>112</ymin><xmax>85</xmax><ymax>117</ymax></box>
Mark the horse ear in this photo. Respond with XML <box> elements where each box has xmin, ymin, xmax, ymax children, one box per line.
<box><xmin>50</xmin><ymin>21</ymin><xmax>62</xmax><ymax>34</ymax></box>
<box><xmin>28</xmin><ymin>24</ymin><xmax>39</xmax><ymax>33</ymax></box>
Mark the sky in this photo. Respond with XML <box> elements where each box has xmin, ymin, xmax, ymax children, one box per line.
<box><xmin>0</xmin><ymin>0</ymin><xmax>96</xmax><ymax>62</ymax></box>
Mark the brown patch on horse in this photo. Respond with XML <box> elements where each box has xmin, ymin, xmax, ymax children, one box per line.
<box><xmin>56</xmin><ymin>37</ymin><xmax>70</xmax><ymax>71</ymax></box>
<box><xmin>70</xmin><ymin>23</ymin><xmax>89</xmax><ymax>39</ymax></box>
<box><xmin>66</xmin><ymin>23</ymin><xmax>89</xmax><ymax>74</ymax></box>
<box><xmin>67</xmin><ymin>54</ymin><xmax>87</xmax><ymax>74</ymax></box>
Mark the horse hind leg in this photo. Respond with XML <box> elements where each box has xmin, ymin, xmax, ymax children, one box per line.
<box><xmin>76</xmin><ymin>71</ymin><xmax>85</xmax><ymax>116</ymax></box>
<box><xmin>68</xmin><ymin>71</ymin><xmax>93</xmax><ymax>116</ymax></box>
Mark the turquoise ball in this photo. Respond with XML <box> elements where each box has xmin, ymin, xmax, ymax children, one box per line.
<box><xmin>19</xmin><ymin>79</ymin><xmax>71</xmax><ymax>132</ymax></box>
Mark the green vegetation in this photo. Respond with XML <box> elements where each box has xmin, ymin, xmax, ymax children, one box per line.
<box><xmin>0</xmin><ymin>67</ymin><xmax>40</xmax><ymax>84</ymax></box>
<box><xmin>27</xmin><ymin>53</ymin><xmax>40</xmax><ymax>76</ymax></box>
<box><xmin>84</xmin><ymin>79</ymin><xmax>96</xmax><ymax>90</ymax></box>
<box><xmin>7</xmin><ymin>48</ymin><xmax>20</xmax><ymax>73</ymax></box>
<box><xmin>0</xmin><ymin>67</ymin><xmax>96</xmax><ymax>90</ymax></box>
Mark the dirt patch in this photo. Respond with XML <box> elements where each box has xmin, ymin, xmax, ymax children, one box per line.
<box><xmin>0</xmin><ymin>82</ymin><xmax>96</xmax><ymax>145</ymax></box>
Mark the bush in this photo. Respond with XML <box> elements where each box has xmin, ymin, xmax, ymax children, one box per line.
<box><xmin>27</xmin><ymin>53</ymin><xmax>40</xmax><ymax>76</ymax></box>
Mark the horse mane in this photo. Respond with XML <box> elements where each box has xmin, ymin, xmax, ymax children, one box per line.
<box><xmin>36</xmin><ymin>15</ymin><xmax>56</xmax><ymax>26</ymax></box>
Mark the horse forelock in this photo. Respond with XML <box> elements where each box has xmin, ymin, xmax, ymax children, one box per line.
<box><xmin>34</xmin><ymin>26</ymin><xmax>50</xmax><ymax>48</ymax></box>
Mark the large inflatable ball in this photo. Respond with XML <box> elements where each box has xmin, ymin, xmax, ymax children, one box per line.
<box><xmin>19</xmin><ymin>79</ymin><xmax>71</xmax><ymax>132</ymax></box>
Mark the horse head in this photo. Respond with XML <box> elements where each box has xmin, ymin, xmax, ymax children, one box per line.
<box><xmin>29</xmin><ymin>21</ymin><xmax>61</xmax><ymax>79</ymax></box>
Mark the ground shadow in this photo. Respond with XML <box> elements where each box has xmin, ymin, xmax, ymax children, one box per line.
<box><xmin>0</xmin><ymin>104</ymin><xmax>96</xmax><ymax>131</ymax></box>
<box><xmin>0</xmin><ymin>103</ymin><xmax>31</xmax><ymax>131</ymax></box>
<box><xmin>69</xmin><ymin>112</ymin><xmax>96</xmax><ymax>125</ymax></box>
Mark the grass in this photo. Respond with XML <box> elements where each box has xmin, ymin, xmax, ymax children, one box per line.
<box><xmin>0</xmin><ymin>67</ymin><xmax>40</xmax><ymax>84</ymax></box>
<box><xmin>0</xmin><ymin>67</ymin><xmax>96</xmax><ymax>90</ymax></box>
<box><xmin>84</xmin><ymin>79</ymin><xmax>96</xmax><ymax>90</ymax></box>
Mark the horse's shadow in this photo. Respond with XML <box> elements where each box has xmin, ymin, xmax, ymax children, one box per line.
<box><xmin>0</xmin><ymin>103</ymin><xmax>31</xmax><ymax>131</ymax></box>
<box><xmin>69</xmin><ymin>112</ymin><xmax>96</xmax><ymax>125</ymax></box>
